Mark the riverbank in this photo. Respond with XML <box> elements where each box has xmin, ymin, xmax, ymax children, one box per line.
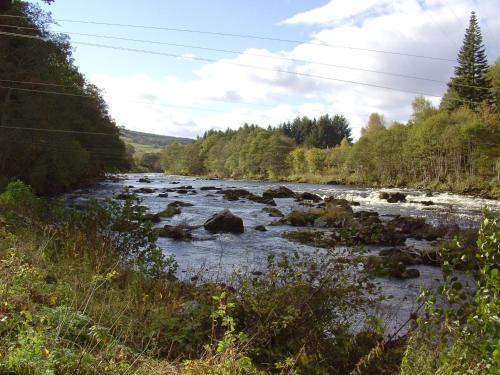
<box><xmin>196</xmin><ymin>172</ymin><xmax>500</xmax><ymax>200</ymax></box>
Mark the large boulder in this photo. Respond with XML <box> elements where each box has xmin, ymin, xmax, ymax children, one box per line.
<box><xmin>262</xmin><ymin>186</ymin><xmax>296</xmax><ymax>199</ymax></box>
<box><xmin>204</xmin><ymin>209</ymin><xmax>244</xmax><ymax>234</ymax></box>
<box><xmin>379</xmin><ymin>192</ymin><xmax>407</xmax><ymax>203</ymax></box>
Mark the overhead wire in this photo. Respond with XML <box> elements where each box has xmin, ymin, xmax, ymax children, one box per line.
<box><xmin>0</xmin><ymin>14</ymin><xmax>456</xmax><ymax>62</ymax></box>
<box><xmin>0</xmin><ymin>30</ymin><xmax>484</xmax><ymax>101</ymax></box>
<box><xmin>0</xmin><ymin>84</ymin><xmax>345</xmax><ymax>117</ymax></box>
<box><xmin>0</xmin><ymin>23</ymin><xmax>463</xmax><ymax>86</ymax></box>
<box><xmin>0</xmin><ymin>139</ymin><xmax>132</xmax><ymax>159</ymax></box>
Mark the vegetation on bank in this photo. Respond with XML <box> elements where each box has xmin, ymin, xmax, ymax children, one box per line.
<box><xmin>0</xmin><ymin>180</ymin><xmax>498</xmax><ymax>374</ymax></box>
<box><xmin>0</xmin><ymin>1</ymin><xmax>131</xmax><ymax>194</ymax></box>
<box><xmin>161</xmin><ymin>103</ymin><xmax>499</xmax><ymax>197</ymax></box>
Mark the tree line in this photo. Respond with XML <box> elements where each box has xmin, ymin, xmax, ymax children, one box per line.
<box><xmin>0</xmin><ymin>1</ymin><xmax>130</xmax><ymax>194</ymax></box>
<box><xmin>162</xmin><ymin>12</ymin><xmax>499</xmax><ymax>196</ymax></box>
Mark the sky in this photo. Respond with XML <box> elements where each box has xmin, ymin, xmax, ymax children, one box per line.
<box><xmin>36</xmin><ymin>0</ymin><xmax>500</xmax><ymax>139</ymax></box>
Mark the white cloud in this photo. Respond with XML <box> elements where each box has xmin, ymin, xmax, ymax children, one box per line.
<box><xmin>281</xmin><ymin>0</ymin><xmax>393</xmax><ymax>25</ymax></box>
<box><xmin>91</xmin><ymin>0</ymin><xmax>500</xmax><ymax>140</ymax></box>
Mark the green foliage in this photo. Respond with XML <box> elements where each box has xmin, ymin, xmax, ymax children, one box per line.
<box><xmin>182</xmin><ymin>292</ymin><xmax>258</xmax><ymax>375</ymax></box>
<box><xmin>0</xmin><ymin>1</ymin><xmax>130</xmax><ymax>194</ymax></box>
<box><xmin>486</xmin><ymin>58</ymin><xmax>500</xmax><ymax>109</ymax></box>
<box><xmin>160</xmin><ymin>102</ymin><xmax>499</xmax><ymax>197</ymax></box>
<box><xmin>0</xmin><ymin>179</ymin><xmax>37</xmax><ymax>206</ymax></box>
<box><xmin>279</xmin><ymin>114</ymin><xmax>352</xmax><ymax>147</ymax></box>
<box><xmin>161</xmin><ymin>125</ymin><xmax>295</xmax><ymax>179</ymax></box>
<box><xmin>401</xmin><ymin>211</ymin><xmax>499</xmax><ymax>374</ymax></box>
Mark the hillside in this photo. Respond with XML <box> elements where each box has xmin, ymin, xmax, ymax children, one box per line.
<box><xmin>120</xmin><ymin>128</ymin><xmax>193</xmax><ymax>150</ymax></box>
<box><xmin>120</xmin><ymin>129</ymin><xmax>193</xmax><ymax>172</ymax></box>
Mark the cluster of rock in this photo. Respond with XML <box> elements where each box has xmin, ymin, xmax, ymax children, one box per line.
<box><xmin>115</xmin><ymin>180</ymin><xmax>450</xmax><ymax>280</ymax></box>
<box><xmin>216</xmin><ymin>188</ymin><xmax>276</xmax><ymax>205</ymax></box>
<box><xmin>379</xmin><ymin>191</ymin><xmax>436</xmax><ymax>206</ymax></box>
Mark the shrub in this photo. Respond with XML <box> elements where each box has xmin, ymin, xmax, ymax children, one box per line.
<box><xmin>401</xmin><ymin>211</ymin><xmax>500</xmax><ymax>374</ymax></box>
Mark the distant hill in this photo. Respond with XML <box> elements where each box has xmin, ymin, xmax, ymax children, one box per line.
<box><xmin>120</xmin><ymin>128</ymin><xmax>194</xmax><ymax>172</ymax></box>
<box><xmin>120</xmin><ymin>128</ymin><xmax>193</xmax><ymax>148</ymax></box>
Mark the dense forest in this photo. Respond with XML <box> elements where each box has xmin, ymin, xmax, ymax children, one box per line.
<box><xmin>162</xmin><ymin>100</ymin><xmax>499</xmax><ymax>196</ymax></box>
<box><xmin>0</xmin><ymin>0</ymin><xmax>130</xmax><ymax>194</ymax></box>
<box><xmin>162</xmin><ymin>14</ymin><xmax>500</xmax><ymax>197</ymax></box>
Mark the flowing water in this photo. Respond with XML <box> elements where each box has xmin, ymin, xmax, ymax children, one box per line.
<box><xmin>66</xmin><ymin>173</ymin><xmax>499</xmax><ymax>333</ymax></box>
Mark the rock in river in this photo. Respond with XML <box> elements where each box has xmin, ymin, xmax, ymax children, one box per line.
<box><xmin>204</xmin><ymin>209</ymin><xmax>244</xmax><ymax>234</ymax></box>
<box><xmin>134</xmin><ymin>187</ymin><xmax>156</xmax><ymax>194</ymax></box>
<box><xmin>262</xmin><ymin>207</ymin><xmax>284</xmax><ymax>217</ymax></box>
<box><xmin>379</xmin><ymin>192</ymin><xmax>407</xmax><ymax>203</ymax></box>
<box><xmin>263</xmin><ymin>186</ymin><xmax>296</xmax><ymax>199</ymax></box>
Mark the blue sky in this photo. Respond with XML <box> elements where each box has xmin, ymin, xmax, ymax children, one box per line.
<box><xmin>36</xmin><ymin>0</ymin><xmax>500</xmax><ymax>139</ymax></box>
<box><xmin>39</xmin><ymin>0</ymin><xmax>327</xmax><ymax>78</ymax></box>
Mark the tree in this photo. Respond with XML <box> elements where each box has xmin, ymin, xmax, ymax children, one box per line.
<box><xmin>305</xmin><ymin>114</ymin><xmax>352</xmax><ymax>148</ymax></box>
<box><xmin>410</xmin><ymin>96</ymin><xmax>437</xmax><ymax>124</ymax></box>
<box><xmin>443</xmin><ymin>11</ymin><xmax>491</xmax><ymax>111</ymax></box>
<box><xmin>361</xmin><ymin>113</ymin><xmax>386</xmax><ymax>137</ymax></box>
<box><xmin>0</xmin><ymin>1</ymin><xmax>130</xmax><ymax>194</ymax></box>
<box><xmin>485</xmin><ymin>58</ymin><xmax>500</xmax><ymax>109</ymax></box>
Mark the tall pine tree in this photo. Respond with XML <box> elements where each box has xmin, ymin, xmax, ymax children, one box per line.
<box><xmin>441</xmin><ymin>11</ymin><xmax>491</xmax><ymax>111</ymax></box>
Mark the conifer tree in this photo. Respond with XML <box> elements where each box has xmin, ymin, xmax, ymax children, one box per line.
<box><xmin>442</xmin><ymin>11</ymin><xmax>491</xmax><ymax>111</ymax></box>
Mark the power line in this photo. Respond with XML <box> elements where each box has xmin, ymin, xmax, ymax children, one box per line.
<box><xmin>0</xmin><ymin>14</ymin><xmax>456</xmax><ymax>62</ymax></box>
<box><xmin>0</xmin><ymin>84</ymin><xmax>358</xmax><ymax>125</ymax></box>
<box><xmin>0</xmin><ymin>30</ymin><xmax>457</xmax><ymax>99</ymax></box>
<box><xmin>1</xmin><ymin>139</ymin><xmax>131</xmax><ymax>159</ymax></box>
<box><xmin>0</xmin><ymin>84</ymin><xmax>302</xmax><ymax>115</ymax></box>
<box><xmin>0</xmin><ymin>78</ymin><xmax>331</xmax><ymax>114</ymax></box>
<box><xmin>0</xmin><ymin>125</ymin><xmax>117</xmax><ymax>136</ymax></box>
<box><xmin>0</xmin><ymin>78</ymin><xmax>84</xmax><ymax>89</ymax></box>
<box><xmin>0</xmin><ymin>23</ymin><xmax>458</xmax><ymax>86</ymax></box>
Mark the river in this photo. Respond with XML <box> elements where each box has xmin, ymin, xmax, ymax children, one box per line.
<box><xmin>66</xmin><ymin>173</ymin><xmax>499</xmax><ymax>333</ymax></box>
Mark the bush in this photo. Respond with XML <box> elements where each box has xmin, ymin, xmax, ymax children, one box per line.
<box><xmin>401</xmin><ymin>211</ymin><xmax>500</xmax><ymax>374</ymax></box>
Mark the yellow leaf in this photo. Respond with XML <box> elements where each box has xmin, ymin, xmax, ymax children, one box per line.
<box><xmin>42</xmin><ymin>347</ymin><xmax>50</xmax><ymax>357</ymax></box>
